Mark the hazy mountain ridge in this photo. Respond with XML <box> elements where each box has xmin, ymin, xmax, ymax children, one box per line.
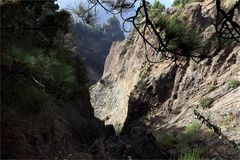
<box><xmin>74</xmin><ymin>17</ymin><xmax>125</xmax><ymax>84</ymax></box>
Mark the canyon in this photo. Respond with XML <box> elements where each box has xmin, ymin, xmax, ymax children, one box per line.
<box><xmin>90</xmin><ymin>0</ymin><xmax>240</xmax><ymax>158</ymax></box>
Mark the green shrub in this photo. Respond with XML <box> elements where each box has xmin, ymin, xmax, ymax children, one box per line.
<box><xmin>155</xmin><ymin>132</ymin><xmax>174</xmax><ymax>147</ymax></box>
<box><xmin>150</xmin><ymin>0</ymin><xmax>165</xmax><ymax>18</ymax></box>
<box><xmin>172</xmin><ymin>0</ymin><xmax>202</xmax><ymax>7</ymax></box>
<box><xmin>181</xmin><ymin>121</ymin><xmax>202</xmax><ymax>143</ymax></box>
<box><xmin>207</xmin><ymin>85</ymin><xmax>217</xmax><ymax>93</ymax></box>
<box><xmin>151</xmin><ymin>10</ymin><xmax>203</xmax><ymax>58</ymax></box>
<box><xmin>227</xmin><ymin>79</ymin><xmax>240</xmax><ymax>89</ymax></box>
<box><xmin>179</xmin><ymin>147</ymin><xmax>202</xmax><ymax>160</ymax></box>
<box><xmin>155</xmin><ymin>16</ymin><xmax>201</xmax><ymax>56</ymax></box>
<box><xmin>186</xmin><ymin>122</ymin><xmax>202</xmax><ymax>136</ymax></box>
<box><xmin>199</xmin><ymin>97</ymin><xmax>214</xmax><ymax>109</ymax></box>
<box><xmin>7</xmin><ymin>46</ymin><xmax>82</xmax><ymax>94</ymax></box>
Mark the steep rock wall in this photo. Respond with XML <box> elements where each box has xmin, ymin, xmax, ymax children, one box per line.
<box><xmin>90</xmin><ymin>35</ymin><xmax>148</xmax><ymax>131</ymax></box>
<box><xmin>90</xmin><ymin>0</ymin><xmax>240</xmax><ymax>157</ymax></box>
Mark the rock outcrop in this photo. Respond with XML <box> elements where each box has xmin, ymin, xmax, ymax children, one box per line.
<box><xmin>90</xmin><ymin>0</ymin><xmax>240</xmax><ymax>158</ymax></box>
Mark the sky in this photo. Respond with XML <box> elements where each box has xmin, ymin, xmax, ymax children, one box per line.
<box><xmin>58</xmin><ymin>0</ymin><xmax>174</xmax><ymax>10</ymax></box>
<box><xmin>57</xmin><ymin>0</ymin><xmax>174</xmax><ymax>34</ymax></box>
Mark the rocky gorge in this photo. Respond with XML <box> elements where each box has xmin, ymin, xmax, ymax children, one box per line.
<box><xmin>1</xmin><ymin>0</ymin><xmax>240</xmax><ymax>159</ymax></box>
<box><xmin>90</xmin><ymin>0</ymin><xmax>240</xmax><ymax>158</ymax></box>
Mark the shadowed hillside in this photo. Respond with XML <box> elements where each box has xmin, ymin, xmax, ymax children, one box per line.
<box><xmin>73</xmin><ymin>16</ymin><xmax>125</xmax><ymax>84</ymax></box>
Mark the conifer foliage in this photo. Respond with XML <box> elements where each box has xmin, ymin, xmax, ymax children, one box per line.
<box><xmin>1</xmin><ymin>0</ymin><xmax>88</xmax><ymax>99</ymax></box>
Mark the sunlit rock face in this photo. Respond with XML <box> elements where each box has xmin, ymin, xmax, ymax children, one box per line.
<box><xmin>90</xmin><ymin>35</ymin><xmax>150</xmax><ymax>132</ymax></box>
<box><xmin>90</xmin><ymin>3</ymin><xmax>240</xmax><ymax>157</ymax></box>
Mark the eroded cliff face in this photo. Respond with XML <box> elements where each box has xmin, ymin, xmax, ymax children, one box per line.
<box><xmin>90</xmin><ymin>0</ymin><xmax>240</xmax><ymax>158</ymax></box>
<box><xmin>90</xmin><ymin>35</ymin><xmax>150</xmax><ymax>131</ymax></box>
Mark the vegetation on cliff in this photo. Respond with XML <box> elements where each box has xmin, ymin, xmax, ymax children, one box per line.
<box><xmin>76</xmin><ymin>0</ymin><xmax>239</xmax><ymax>61</ymax></box>
<box><xmin>1</xmin><ymin>0</ymin><xmax>105</xmax><ymax>158</ymax></box>
<box><xmin>1</xmin><ymin>0</ymin><xmax>88</xmax><ymax>98</ymax></box>
<box><xmin>88</xmin><ymin>0</ymin><xmax>240</xmax><ymax>159</ymax></box>
<box><xmin>1</xmin><ymin>0</ymin><xmax>240</xmax><ymax>159</ymax></box>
